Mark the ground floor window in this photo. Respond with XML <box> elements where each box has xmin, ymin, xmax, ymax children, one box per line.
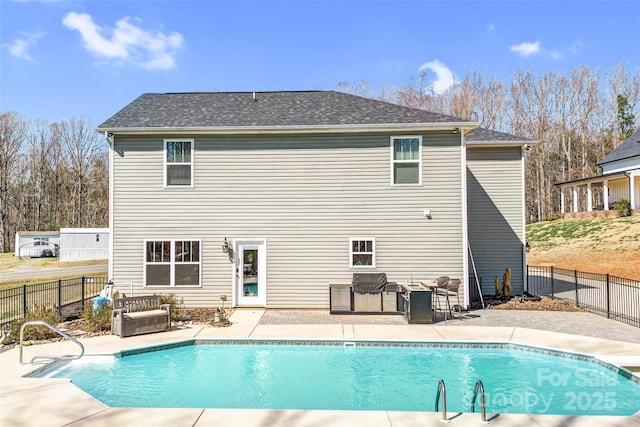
<box><xmin>145</xmin><ymin>239</ymin><xmax>201</xmax><ymax>287</ymax></box>
<box><xmin>350</xmin><ymin>237</ymin><xmax>376</xmax><ymax>268</ymax></box>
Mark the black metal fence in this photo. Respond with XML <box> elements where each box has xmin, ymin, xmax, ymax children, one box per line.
<box><xmin>0</xmin><ymin>277</ymin><xmax>107</xmax><ymax>328</ymax></box>
<box><xmin>526</xmin><ymin>266</ymin><xmax>639</xmax><ymax>328</ymax></box>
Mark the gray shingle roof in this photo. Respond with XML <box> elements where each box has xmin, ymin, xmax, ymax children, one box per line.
<box><xmin>597</xmin><ymin>130</ymin><xmax>640</xmax><ymax>166</ymax></box>
<box><xmin>98</xmin><ymin>91</ymin><xmax>468</xmax><ymax>129</ymax></box>
<box><xmin>465</xmin><ymin>127</ymin><xmax>530</xmax><ymax>143</ymax></box>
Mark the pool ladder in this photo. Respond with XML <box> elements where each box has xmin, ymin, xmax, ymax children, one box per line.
<box><xmin>434</xmin><ymin>379</ymin><xmax>488</xmax><ymax>423</ymax></box>
<box><xmin>471</xmin><ymin>380</ymin><xmax>488</xmax><ymax>423</ymax></box>
<box><xmin>19</xmin><ymin>320</ymin><xmax>85</xmax><ymax>364</ymax></box>
<box><xmin>434</xmin><ymin>379</ymin><xmax>447</xmax><ymax>421</ymax></box>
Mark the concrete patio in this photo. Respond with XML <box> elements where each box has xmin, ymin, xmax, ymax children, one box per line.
<box><xmin>1</xmin><ymin>308</ymin><xmax>639</xmax><ymax>426</ymax></box>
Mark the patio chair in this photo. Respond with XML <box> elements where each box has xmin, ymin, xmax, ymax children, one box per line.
<box><xmin>432</xmin><ymin>276</ymin><xmax>449</xmax><ymax>318</ymax></box>
<box><xmin>435</xmin><ymin>278</ymin><xmax>461</xmax><ymax>321</ymax></box>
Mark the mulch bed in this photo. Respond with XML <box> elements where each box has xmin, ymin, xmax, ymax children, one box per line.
<box><xmin>474</xmin><ymin>295</ymin><xmax>584</xmax><ymax>312</ymax></box>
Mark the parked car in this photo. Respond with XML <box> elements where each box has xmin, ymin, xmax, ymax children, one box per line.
<box><xmin>41</xmin><ymin>249</ymin><xmax>54</xmax><ymax>257</ymax></box>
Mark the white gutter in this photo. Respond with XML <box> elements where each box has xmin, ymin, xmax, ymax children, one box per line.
<box><xmin>466</xmin><ymin>141</ymin><xmax>536</xmax><ymax>148</ymax></box>
<box><xmin>521</xmin><ymin>145</ymin><xmax>527</xmax><ymax>292</ymax></box>
<box><xmin>96</xmin><ymin>122</ymin><xmax>479</xmax><ymax>136</ymax></box>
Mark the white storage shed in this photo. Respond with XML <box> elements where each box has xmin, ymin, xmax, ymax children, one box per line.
<box><xmin>59</xmin><ymin>228</ymin><xmax>109</xmax><ymax>262</ymax></box>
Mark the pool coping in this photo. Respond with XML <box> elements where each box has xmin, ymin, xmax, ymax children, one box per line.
<box><xmin>2</xmin><ymin>309</ymin><xmax>640</xmax><ymax>426</ymax></box>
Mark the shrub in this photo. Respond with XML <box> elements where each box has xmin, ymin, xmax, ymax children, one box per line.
<box><xmin>81</xmin><ymin>304</ymin><xmax>113</xmax><ymax>332</ymax></box>
<box><xmin>544</xmin><ymin>215</ymin><xmax>560</xmax><ymax>221</ymax></box>
<box><xmin>613</xmin><ymin>197</ymin><xmax>631</xmax><ymax>217</ymax></box>
<box><xmin>2</xmin><ymin>305</ymin><xmax>61</xmax><ymax>345</ymax></box>
<box><xmin>160</xmin><ymin>293</ymin><xmax>185</xmax><ymax>320</ymax></box>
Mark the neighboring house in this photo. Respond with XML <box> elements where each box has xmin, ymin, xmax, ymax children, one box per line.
<box><xmin>59</xmin><ymin>228</ymin><xmax>109</xmax><ymax>262</ymax></box>
<box><xmin>14</xmin><ymin>231</ymin><xmax>60</xmax><ymax>258</ymax></box>
<box><xmin>97</xmin><ymin>91</ymin><xmax>531</xmax><ymax>309</ymax></box>
<box><xmin>556</xmin><ymin>130</ymin><xmax>640</xmax><ymax>214</ymax></box>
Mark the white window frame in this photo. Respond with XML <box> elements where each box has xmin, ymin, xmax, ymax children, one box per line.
<box><xmin>144</xmin><ymin>239</ymin><xmax>202</xmax><ymax>287</ymax></box>
<box><xmin>349</xmin><ymin>237</ymin><xmax>376</xmax><ymax>268</ymax></box>
<box><xmin>164</xmin><ymin>139</ymin><xmax>194</xmax><ymax>188</ymax></box>
<box><xmin>390</xmin><ymin>135</ymin><xmax>422</xmax><ymax>186</ymax></box>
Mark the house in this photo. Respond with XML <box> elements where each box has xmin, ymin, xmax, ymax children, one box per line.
<box><xmin>14</xmin><ymin>231</ymin><xmax>60</xmax><ymax>258</ymax></box>
<box><xmin>556</xmin><ymin>130</ymin><xmax>640</xmax><ymax>215</ymax></box>
<box><xmin>97</xmin><ymin>91</ymin><xmax>531</xmax><ymax>309</ymax></box>
<box><xmin>59</xmin><ymin>228</ymin><xmax>109</xmax><ymax>262</ymax></box>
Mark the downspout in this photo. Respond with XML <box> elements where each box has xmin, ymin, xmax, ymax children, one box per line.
<box><xmin>461</xmin><ymin>130</ymin><xmax>469</xmax><ymax>309</ymax></box>
<box><xmin>521</xmin><ymin>145</ymin><xmax>527</xmax><ymax>292</ymax></box>
<box><xmin>104</xmin><ymin>131</ymin><xmax>115</xmax><ymax>280</ymax></box>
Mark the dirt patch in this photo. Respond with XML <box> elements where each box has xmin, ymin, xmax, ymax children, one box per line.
<box><xmin>527</xmin><ymin>248</ymin><xmax>640</xmax><ymax>280</ymax></box>
<box><xmin>527</xmin><ymin>216</ymin><xmax>640</xmax><ymax>280</ymax></box>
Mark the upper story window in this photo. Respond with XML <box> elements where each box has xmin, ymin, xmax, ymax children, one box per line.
<box><xmin>350</xmin><ymin>237</ymin><xmax>376</xmax><ymax>268</ymax></box>
<box><xmin>165</xmin><ymin>139</ymin><xmax>193</xmax><ymax>187</ymax></box>
<box><xmin>391</xmin><ymin>136</ymin><xmax>422</xmax><ymax>185</ymax></box>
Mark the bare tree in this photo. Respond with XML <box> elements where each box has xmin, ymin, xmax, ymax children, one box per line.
<box><xmin>52</xmin><ymin>117</ymin><xmax>104</xmax><ymax>228</ymax></box>
<box><xmin>0</xmin><ymin>113</ymin><xmax>28</xmax><ymax>252</ymax></box>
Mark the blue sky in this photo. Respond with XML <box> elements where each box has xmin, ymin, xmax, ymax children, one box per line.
<box><xmin>1</xmin><ymin>0</ymin><xmax>639</xmax><ymax>125</ymax></box>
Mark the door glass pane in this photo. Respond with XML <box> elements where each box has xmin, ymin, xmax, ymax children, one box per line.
<box><xmin>242</xmin><ymin>248</ymin><xmax>258</xmax><ymax>297</ymax></box>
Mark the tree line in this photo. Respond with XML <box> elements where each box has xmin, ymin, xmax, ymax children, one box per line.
<box><xmin>1</xmin><ymin>62</ymin><xmax>637</xmax><ymax>253</ymax></box>
<box><xmin>0</xmin><ymin>115</ymin><xmax>108</xmax><ymax>253</ymax></box>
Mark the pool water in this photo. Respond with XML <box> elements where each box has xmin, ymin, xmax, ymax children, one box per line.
<box><xmin>35</xmin><ymin>341</ymin><xmax>640</xmax><ymax>415</ymax></box>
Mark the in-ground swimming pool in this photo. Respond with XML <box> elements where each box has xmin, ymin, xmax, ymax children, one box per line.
<box><xmin>31</xmin><ymin>340</ymin><xmax>640</xmax><ymax>416</ymax></box>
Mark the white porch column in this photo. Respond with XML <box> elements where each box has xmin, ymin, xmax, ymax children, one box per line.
<box><xmin>603</xmin><ymin>180</ymin><xmax>609</xmax><ymax>211</ymax></box>
<box><xmin>560</xmin><ymin>189</ymin><xmax>565</xmax><ymax>213</ymax></box>
<box><xmin>572</xmin><ymin>185</ymin><xmax>578</xmax><ymax>213</ymax></box>
<box><xmin>587</xmin><ymin>183</ymin><xmax>593</xmax><ymax>211</ymax></box>
<box><xmin>631</xmin><ymin>174</ymin><xmax>637</xmax><ymax>209</ymax></box>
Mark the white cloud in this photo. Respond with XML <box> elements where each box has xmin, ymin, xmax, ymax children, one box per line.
<box><xmin>509</xmin><ymin>39</ymin><xmax>583</xmax><ymax>60</ymax></box>
<box><xmin>62</xmin><ymin>12</ymin><xmax>184</xmax><ymax>70</ymax></box>
<box><xmin>2</xmin><ymin>31</ymin><xmax>45</xmax><ymax>61</ymax></box>
<box><xmin>509</xmin><ymin>41</ymin><xmax>541</xmax><ymax>57</ymax></box>
<box><xmin>549</xmin><ymin>50</ymin><xmax>563</xmax><ymax>60</ymax></box>
<box><xmin>418</xmin><ymin>60</ymin><xmax>456</xmax><ymax>95</ymax></box>
<box><xmin>569</xmin><ymin>40</ymin><xmax>583</xmax><ymax>55</ymax></box>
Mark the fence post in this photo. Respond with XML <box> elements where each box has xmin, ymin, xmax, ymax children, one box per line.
<box><xmin>22</xmin><ymin>284</ymin><xmax>28</xmax><ymax>318</ymax></box>
<box><xmin>574</xmin><ymin>270</ymin><xmax>579</xmax><ymax>306</ymax></box>
<box><xmin>57</xmin><ymin>279</ymin><xmax>62</xmax><ymax>317</ymax></box>
<box><xmin>550</xmin><ymin>266</ymin><xmax>555</xmax><ymax>297</ymax></box>
<box><xmin>606</xmin><ymin>274</ymin><xmax>611</xmax><ymax>319</ymax></box>
<box><xmin>526</xmin><ymin>265</ymin><xmax>529</xmax><ymax>293</ymax></box>
<box><xmin>81</xmin><ymin>277</ymin><xmax>86</xmax><ymax>312</ymax></box>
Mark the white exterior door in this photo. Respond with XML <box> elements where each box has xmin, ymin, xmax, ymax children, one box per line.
<box><xmin>235</xmin><ymin>239</ymin><xmax>267</xmax><ymax>307</ymax></box>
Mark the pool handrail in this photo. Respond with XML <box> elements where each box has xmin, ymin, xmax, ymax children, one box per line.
<box><xmin>471</xmin><ymin>379</ymin><xmax>488</xmax><ymax>423</ymax></box>
<box><xmin>434</xmin><ymin>378</ymin><xmax>447</xmax><ymax>422</ymax></box>
<box><xmin>20</xmin><ymin>320</ymin><xmax>84</xmax><ymax>364</ymax></box>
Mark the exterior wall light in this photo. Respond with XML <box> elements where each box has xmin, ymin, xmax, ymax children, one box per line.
<box><xmin>222</xmin><ymin>237</ymin><xmax>230</xmax><ymax>253</ymax></box>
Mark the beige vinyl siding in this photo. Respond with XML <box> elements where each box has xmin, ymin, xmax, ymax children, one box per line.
<box><xmin>111</xmin><ymin>132</ymin><xmax>464</xmax><ymax>308</ymax></box>
<box><xmin>466</xmin><ymin>146</ymin><xmax>525</xmax><ymax>295</ymax></box>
